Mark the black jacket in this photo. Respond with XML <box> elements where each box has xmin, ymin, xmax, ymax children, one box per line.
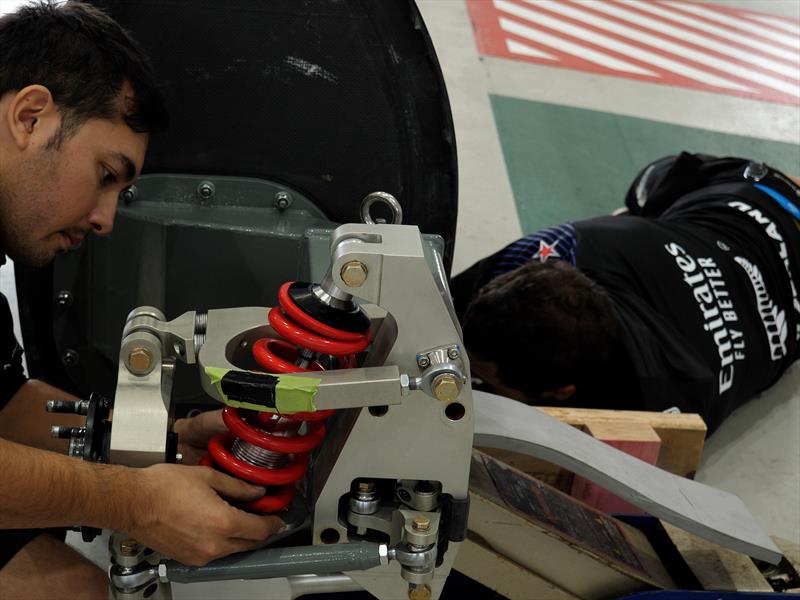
<box><xmin>452</xmin><ymin>153</ymin><xmax>800</xmax><ymax>432</ymax></box>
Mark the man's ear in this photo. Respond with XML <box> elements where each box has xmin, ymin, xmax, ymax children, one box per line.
<box><xmin>553</xmin><ymin>384</ymin><xmax>576</xmax><ymax>401</ymax></box>
<box><xmin>6</xmin><ymin>85</ymin><xmax>58</xmax><ymax>150</ymax></box>
<box><xmin>541</xmin><ymin>384</ymin><xmax>576</xmax><ymax>402</ymax></box>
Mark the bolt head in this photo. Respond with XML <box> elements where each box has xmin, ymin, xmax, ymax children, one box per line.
<box><xmin>411</xmin><ymin>516</ymin><xmax>431</xmax><ymax>532</ymax></box>
<box><xmin>357</xmin><ymin>481</ymin><xmax>375</xmax><ymax>493</ymax></box>
<box><xmin>197</xmin><ymin>181</ymin><xmax>215</xmax><ymax>200</ymax></box>
<box><xmin>120</xmin><ymin>185</ymin><xmax>139</xmax><ymax>203</ymax></box>
<box><xmin>432</xmin><ymin>373</ymin><xmax>460</xmax><ymax>403</ymax></box>
<box><xmin>340</xmin><ymin>261</ymin><xmax>368</xmax><ymax>287</ymax></box>
<box><xmin>274</xmin><ymin>191</ymin><xmax>292</xmax><ymax>209</ymax></box>
<box><xmin>417</xmin><ymin>356</ymin><xmax>430</xmax><ymax>369</ymax></box>
<box><xmin>120</xmin><ymin>539</ymin><xmax>140</xmax><ymax>556</ymax></box>
<box><xmin>62</xmin><ymin>349</ymin><xmax>79</xmax><ymax>367</ymax></box>
<box><xmin>128</xmin><ymin>347</ymin><xmax>153</xmax><ymax>373</ymax></box>
<box><xmin>56</xmin><ymin>291</ymin><xmax>73</xmax><ymax>308</ymax></box>
<box><xmin>447</xmin><ymin>347</ymin><xmax>460</xmax><ymax>360</ymax></box>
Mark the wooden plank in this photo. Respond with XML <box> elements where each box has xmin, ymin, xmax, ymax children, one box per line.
<box><xmin>477</xmin><ymin>405</ymin><xmax>706</xmax><ymax>493</ymax></box>
<box><xmin>663</xmin><ymin>521</ymin><xmax>773</xmax><ymax>592</ymax></box>
<box><xmin>455</xmin><ymin>534</ymin><xmax>581</xmax><ymax>600</ymax></box>
<box><xmin>570</xmin><ymin>422</ymin><xmax>661</xmax><ymax>514</ymax></box>
<box><xmin>770</xmin><ymin>536</ymin><xmax>800</xmax><ymax>593</ymax></box>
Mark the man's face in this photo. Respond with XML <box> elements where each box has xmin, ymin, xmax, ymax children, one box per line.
<box><xmin>0</xmin><ymin>87</ymin><xmax>147</xmax><ymax>267</ymax></box>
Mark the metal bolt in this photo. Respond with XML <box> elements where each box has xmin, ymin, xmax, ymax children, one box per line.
<box><xmin>409</xmin><ymin>583</ymin><xmax>431</xmax><ymax>600</ymax></box>
<box><xmin>196</xmin><ymin>181</ymin><xmax>215</xmax><ymax>201</ymax></box>
<box><xmin>56</xmin><ymin>290</ymin><xmax>73</xmax><ymax>308</ymax></box>
<box><xmin>447</xmin><ymin>347</ymin><xmax>460</xmax><ymax>360</ymax></box>
<box><xmin>274</xmin><ymin>191</ymin><xmax>293</xmax><ymax>210</ymax></box>
<box><xmin>358</xmin><ymin>481</ymin><xmax>375</xmax><ymax>493</ymax></box>
<box><xmin>128</xmin><ymin>347</ymin><xmax>153</xmax><ymax>373</ymax></box>
<box><xmin>432</xmin><ymin>373</ymin><xmax>460</xmax><ymax>403</ymax></box>
<box><xmin>417</xmin><ymin>356</ymin><xmax>430</xmax><ymax>369</ymax></box>
<box><xmin>119</xmin><ymin>185</ymin><xmax>139</xmax><ymax>204</ymax></box>
<box><xmin>51</xmin><ymin>425</ymin><xmax>84</xmax><ymax>439</ymax></box>
<box><xmin>411</xmin><ymin>516</ymin><xmax>431</xmax><ymax>532</ymax></box>
<box><xmin>62</xmin><ymin>349</ymin><xmax>79</xmax><ymax>367</ymax></box>
<box><xmin>120</xmin><ymin>539</ymin><xmax>140</xmax><ymax>557</ymax></box>
<box><xmin>340</xmin><ymin>261</ymin><xmax>368</xmax><ymax>287</ymax></box>
<box><xmin>47</xmin><ymin>400</ymin><xmax>89</xmax><ymax>415</ymax></box>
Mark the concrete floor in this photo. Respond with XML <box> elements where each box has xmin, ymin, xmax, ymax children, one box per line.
<box><xmin>0</xmin><ymin>0</ymin><xmax>798</xmax><ymax>597</ymax></box>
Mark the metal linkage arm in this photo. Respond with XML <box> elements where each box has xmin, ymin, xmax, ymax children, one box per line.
<box><xmin>473</xmin><ymin>391</ymin><xmax>782</xmax><ymax>564</ymax></box>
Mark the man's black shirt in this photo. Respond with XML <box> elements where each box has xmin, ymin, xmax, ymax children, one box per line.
<box><xmin>452</xmin><ymin>154</ymin><xmax>800</xmax><ymax>432</ymax></box>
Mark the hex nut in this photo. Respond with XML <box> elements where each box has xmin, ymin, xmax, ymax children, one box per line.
<box><xmin>128</xmin><ymin>347</ymin><xmax>153</xmax><ymax>373</ymax></box>
<box><xmin>411</xmin><ymin>516</ymin><xmax>431</xmax><ymax>532</ymax></box>
<box><xmin>340</xmin><ymin>261</ymin><xmax>368</xmax><ymax>287</ymax></box>
<box><xmin>432</xmin><ymin>373</ymin><xmax>460</xmax><ymax>403</ymax></box>
<box><xmin>120</xmin><ymin>539</ymin><xmax>140</xmax><ymax>557</ymax></box>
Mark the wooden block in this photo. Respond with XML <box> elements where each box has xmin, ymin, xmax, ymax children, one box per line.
<box><xmin>570</xmin><ymin>422</ymin><xmax>662</xmax><ymax>514</ymax></box>
<box><xmin>455</xmin><ymin>533</ymin><xmax>581</xmax><ymax>600</ymax></box>
<box><xmin>663</xmin><ymin>521</ymin><xmax>773</xmax><ymax>592</ymax></box>
<box><xmin>537</xmin><ymin>406</ymin><xmax>707</xmax><ymax>479</ymax></box>
<box><xmin>478</xmin><ymin>406</ymin><xmax>706</xmax><ymax>494</ymax></box>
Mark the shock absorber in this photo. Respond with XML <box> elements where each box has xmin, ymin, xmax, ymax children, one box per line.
<box><xmin>203</xmin><ymin>280</ymin><xmax>371</xmax><ymax>513</ymax></box>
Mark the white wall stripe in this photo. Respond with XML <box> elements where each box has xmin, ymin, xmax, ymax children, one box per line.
<box><xmin>580</xmin><ymin>0</ymin><xmax>799</xmax><ymax>80</ymax></box>
<box><xmin>495</xmin><ymin>0</ymin><xmax>752</xmax><ymax>91</ymax></box>
<box><xmin>525</xmin><ymin>0</ymin><xmax>799</xmax><ymax>97</ymax></box>
<box><xmin>499</xmin><ymin>16</ymin><xmax>656</xmax><ymax>75</ymax></box>
<box><xmin>663</xmin><ymin>1</ymin><xmax>800</xmax><ymax>50</ymax></box>
<box><xmin>749</xmin><ymin>14</ymin><xmax>800</xmax><ymax>38</ymax></box>
<box><xmin>626</xmin><ymin>1</ymin><xmax>800</xmax><ymax>64</ymax></box>
<box><xmin>506</xmin><ymin>38</ymin><xmax>558</xmax><ymax>60</ymax></box>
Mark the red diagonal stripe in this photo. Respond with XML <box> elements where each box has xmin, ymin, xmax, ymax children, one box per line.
<box><xmin>609</xmin><ymin>0</ymin><xmax>800</xmax><ymax>70</ymax></box>
<box><xmin>569</xmin><ymin>0</ymin><xmax>800</xmax><ymax>87</ymax></box>
<box><xmin>659</xmin><ymin>0</ymin><xmax>800</xmax><ymax>51</ymax></box>
<box><xmin>466</xmin><ymin>0</ymin><xmax>800</xmax><ymax>105</ymax></box>
<box><xmin>503</xmin><ymin>0</ymin><xmax>795</xmax><ymax>102</ymax></box>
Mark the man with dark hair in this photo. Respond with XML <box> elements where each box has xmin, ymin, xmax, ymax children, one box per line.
<box><xmin>453</xmin><ymin>153</ymin><xmax>800</xmax><ymax>435</ymax></box>
<box><xmin>0</xmin><ymin>3</ymin><xmax>283</xmax><ymax>598</ymax></box>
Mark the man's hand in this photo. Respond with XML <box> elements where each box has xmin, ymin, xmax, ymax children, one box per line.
<box><xmin>173</xmin><ymin>409</ymin><xmax>227</xmax><ymax>465</ymax></box>
<box><xmin>128</xmin><ymin>463</ymin><xmax>284</xmax><ymax>566</ymax></box>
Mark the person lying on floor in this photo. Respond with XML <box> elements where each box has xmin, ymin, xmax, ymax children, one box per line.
<box><xmin>451</xmin><ymin>152</ymin><xmax>799</xmax><ymax>433</ymax></box>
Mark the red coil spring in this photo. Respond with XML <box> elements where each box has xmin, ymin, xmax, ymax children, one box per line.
<box><xmin>202</xmin><ymin>281</ymin><xmax>369</xmax><ymax>513</ymax></box>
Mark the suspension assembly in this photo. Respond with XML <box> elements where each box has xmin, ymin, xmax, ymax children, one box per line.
<box><xmin>202</xmin><ymin>280</ymin><xmax>371</xmax><ymax>513</ymax></box>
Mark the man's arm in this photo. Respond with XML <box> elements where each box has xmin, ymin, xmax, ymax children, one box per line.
<box><xmin>0</xmin><ymin>436</ymin><xmax>284</xmax><ymax>566</ymax></box>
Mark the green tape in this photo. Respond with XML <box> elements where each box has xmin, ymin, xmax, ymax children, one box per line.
<box><xmin>205</xmin><ymin>366</ymin><xmax>231</xmax><ymax>402</ymax></box>
<box><xmin>204</xmin><ymin>366</ymin><xmax>321</xmax><ymax>414</ymax></box>
<box><xmin>275</xmin><ymin>375</ymin><xmax>321</xmax><ymax>412</ymax></box>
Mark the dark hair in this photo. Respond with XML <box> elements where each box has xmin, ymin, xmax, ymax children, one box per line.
<box><xmin>462</xmin><ymin>260</ymin><xmax>617</xmax><ymax>398</ymax></box>
<box><xmin>0</xmin><ymin>1</ymin><xmax>168</xmax><ymax>146</ymax></box>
